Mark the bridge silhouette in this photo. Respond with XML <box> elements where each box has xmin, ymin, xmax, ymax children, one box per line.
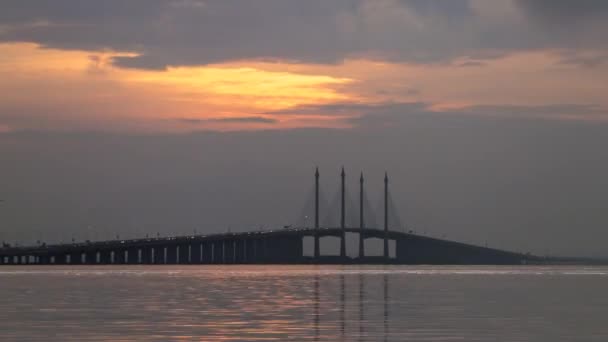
<box><xmin>0</xmin><ymin>168</ymin><xmax>535</xmax><ymax>265</ymax></box>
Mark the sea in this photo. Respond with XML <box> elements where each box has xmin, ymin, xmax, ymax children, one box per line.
<box><xmin>1</xmin><ymin>265</ymin><xmax>607</xmax><ymax>341</ymax></box>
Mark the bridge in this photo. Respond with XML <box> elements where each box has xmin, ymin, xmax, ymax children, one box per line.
<box><xmin>0</xmin><ymin>168</ymin><xmax>535</xmax><ymax>265</ymax></box>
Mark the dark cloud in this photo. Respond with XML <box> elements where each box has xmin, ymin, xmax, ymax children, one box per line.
<box><xmin>557</xmin><ymin>53</ymin><xmax>608</xmax><ymax>68</ymax></box>
<box><xmin>265</xmin><ymin>102</ymin><xmax>427</xmax><ymax>116</ymax></box>
<box><xmin>460</xmin><ymin>104</ymin><xmax>608</xmax><ymax>119</ymax></box>
<box><xmin>400</xmin><ymin>0</ymin><xmax>472</xmax><ymax>18</ymax></box>
<box><xmin>1</xmin><ymin>1</ymin><xmax>607</xmax><ymax>69</ymax></box>
<box><xmin>266</xmin><ymin>102</ymin><xmax>608</xmax><ymax>125</ymax></box>
<box><xmin>516</xmin><ymin>0</ymin><xmax>608</xmax><ymax>24</ymax></box>
<box><xmin>457</xmin><ymin>61</ymin><xmax>486</xmax><ymax>67</ymax></box>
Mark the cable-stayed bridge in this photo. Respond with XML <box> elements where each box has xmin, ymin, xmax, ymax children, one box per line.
<box><xmin>0</xmin><ymin>168</ymin><xmax>535</xmax><ymax>265</ymax></box>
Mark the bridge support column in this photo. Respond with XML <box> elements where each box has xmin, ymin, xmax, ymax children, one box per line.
<box><xmin>235</xmin><ymin>239</ymin><xmax>245</xmax><ymax>264</ymax></box>
<box><xmin>141</xmin><ymin>247</ymin><xmax>153</xmax><ymax>264</ymax></box>
<box><xmin>225</xmin><ymin>240</ymin><xmax>235</xmax><ymax>264</ymax></box>
<box><xmin>359</xmin><ymin>172</ymin><xmax>365</xmax><ymax>260</ymax></box>
<box><xmin>260</xmin><ymin>238</ymin><xmax>266</xmax><ymax>263</ymax></box>
<box><xmin>178</xmin><ymin>244</ymin><xmax>189</xmax><ymax>264</ymax></box>
<box><xmin>191</xmin><ymin>243</ymin><xmax>201</xmax><ymax>264</ymax></box>
<box><xmin>166</xmin><ymin>245</ymin><xmax>178</xmax><ymax>264</ymax></box>
<box><xmin>126</xmin><ymin>248</ymin><xmax>137</xmax><ymax>264</ymax></box>
<box><xmin>314</xmin><ymin>167</ymin><xmax>320</xmax><ymax>260</ymax></box>
<box><xmin>99</xmin><ymin>251</ymin><xmax>112</xmax><ymax>264</ymax></box>
<box><xmin>39</xmin><ymin>255</ymin><xmax>50</xmax><ymax>265</ymax></box>
<box><xmin>251</xmin><ymin>239</ymin><xmax>258</xmax><ymax>263</ymax></box>
<box><xmin>70</xmin><ymin>253</ymin><xmax>82</xmax><ymax>264</ymax></box>
<box><xmin>154</xmin><ymin>247</ymin><xmax>160</xmax><ymax>264</ymax></box>
<box><xmin>155</xmin><ymin>247</ymin><xmax>166</xmax><ymax>264</ymax></box>
<box><xmin>340</xmin><ymin>169</ymin><xmax>347</xmax><ymax>260</ymax></box>
<box><xmin>115</xmin><ymin>250</ymin><xmax>126</xmax><ymax>264</ymax></box>
<box><xmin>213</xmin><ymin>241</ymin><xmax>224</xmax><ymax>264</ymax></box>
<box><xmin>383</xmin><ymin>172</ymin><xmax>389</xmax><ymax>260</ymax></box>
<box><xmin>85</xmin><ymin>252</ymin><xmax>96</xmax><ymax>264</ymax></box>
<box><xmin>202</xmin><ymin>242</ymin><xmax>212</xmax><ymax>264</ymax></box>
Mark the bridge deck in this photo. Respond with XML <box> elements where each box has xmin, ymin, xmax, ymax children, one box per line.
<box><xmin>0</xmin><ymin>227</ymin><xmax>533</xmax><ymax>265</ymax></box>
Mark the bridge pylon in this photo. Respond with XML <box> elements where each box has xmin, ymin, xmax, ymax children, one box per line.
<box><xmin>340</xmin><ymin>167</ymin><xmax>346</xmax><ymax>259</ymax></box>
<box><xmin>359</xmin><ymin>172</ymin><xmax>365</xmax><ymax>259</ymax></box>
<box><xmin>314</xmin><ymin>167</ymin><xmax>320</xmax><ymax>259</ymax></box>
<box><xmin>384</xmin><ymin>172</ymin><xmax>389</xmax><ymax>260</ymax></box>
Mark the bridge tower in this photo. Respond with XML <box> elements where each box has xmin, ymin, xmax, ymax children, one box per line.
<box><xmin>340</xmin><ymin>167</ymin><xmax>346</xmax><ymax>259</ymax></box>
<box><xmin>384</xmin><ymin>172</ymin><xmax>389</xmax><ymax>259</ymax></box>
<box><xmin>358</xmin><ymin>172</ymin><xmax>365</xmax><ymax>259</ymax></box>
<box><xmin>314</xmin><ymin>167</ymin><xmax>320</xmax><ymax>259</ymax></box>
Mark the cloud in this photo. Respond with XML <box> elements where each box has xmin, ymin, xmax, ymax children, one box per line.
<box><xmin>268</xmin><ymin>101</ymin><xmax>608</xmax><ymax>128</ymax></box>
<box><xmin>264</xmin><ymin>102</ymin><xmax>426</xmax><ymax>119</ymax></box>
<box><xmin>557</xmin><ymin>52</ymin><xmax>608</xmax><ymax>68</ymax></box>
<box><xmin>516</xmin><ymin>0</ymin><xmax>608</xmax><ymax>24</ymax></box>
<box><xmin>457</xmin><ymin>61</ymin><xmax>486</xmax><ymax>67</ymax></box>
<box><xmin>176</xmin><ymin>116</ymin><xmax>278</xmax><ymax>124</ymax></box>
<box><xmin>1</xmin><ymin>1</ymin><xmax>607</xmax><ymax>69</ymax></box>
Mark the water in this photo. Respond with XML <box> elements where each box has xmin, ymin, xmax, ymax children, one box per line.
<box><xmin>1</xmin><ymin>265</ymin><xmax>607</xmax><ymax>341</ymax></box>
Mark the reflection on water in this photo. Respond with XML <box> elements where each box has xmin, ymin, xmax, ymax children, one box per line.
<box><xmin>1</xmin><ymin>266</ymin><xmax>608</xmax><ymax>341</ymax></box>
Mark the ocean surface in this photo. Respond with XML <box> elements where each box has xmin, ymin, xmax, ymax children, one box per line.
<box><xmin>1</xmin><ymin>265</ymin><xmax>607</xmax><ymax>341</ymax></box>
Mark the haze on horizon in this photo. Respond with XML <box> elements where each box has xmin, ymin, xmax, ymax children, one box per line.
<box><xmin>1</xmin><ymin>0</ymin><xmax>607</xmax><ymax>257</ymax></box>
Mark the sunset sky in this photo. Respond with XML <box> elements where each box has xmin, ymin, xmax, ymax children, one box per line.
<box><xmin>1</xmin><ymin>0</ymin><xmax>607</xmax><ymax>132</ymax></box>
<box><xmin>1</xmin><ymin>1</ymin><xmax>608</xmax><ymax>257</ymax></box>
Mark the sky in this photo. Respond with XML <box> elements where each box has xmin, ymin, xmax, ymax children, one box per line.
<box><xmin>1</xmin><ymin>0</ymin><xmax>607</xmax><ymax>257</ymax></box>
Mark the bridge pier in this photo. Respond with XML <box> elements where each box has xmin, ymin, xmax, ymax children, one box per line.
<box><xmin>213</xmin><ymin>241</ymin><xmax>224</xmax><ymax>264</ymax></box>
<box><xmin>340</xmin><ymin>169</ymin><xmax>347</xmax><ymax>260</ymax></box>
<box><xmin>115</xmin><ymin>249</ymin><xmax>125</xmax><ymax>264</ymax></box>
<box><xmin>166</xmin><ymin>245</ymin><xmax>178</xmax><ymax>264</ymax></box>
<box><xmin>155</xmin><ymin>247</ymin><xmax>165</xmax><ymax>264</ymax></box>
<box><xmin>127</xmin><ymin>248</ymin><xmax>138</xmax><ymax>264</ymax></box>
<box><xmin>178</xmin><ymin>244</ymin><xmax>189</xmax><ymax>264</ymax></box>
<box><xmin>37</xmin><ymin>255</ymin><xmax>48</xmax><ymax>265</ymax></box>
<box><xmin>247</xmin><ymin>239</ymin><xmax>255</xmax><ymax>263</ymax></box>
<box><xmin>84</xmin><ymin>251</ymin><xmax>96</xmax><ymax>264</ymax></box>
<box><xmin>235</xmin><ymin>239</ymin><xmax>245</xmax><ymax>263</ymax></box>
<box><xmin>260</xmin><ymin>239</ymin><xmax>268</xmax><ymax>263</ymax></box>
<box><xmin>58</xmin><ymin>254</ymin><xmax>68</xmax><ymax>265</ymax></box>
<box><xmin>99</xmin><ymin>250</ymin><xmax>111</xmax><ymax>264</ymax></box>
<box><xmin>224</xmin><ymin>240</ymin><xmax>235</xmax><ymax>264</ymax></box>
<box><xmin>141</xmin><ymin>247</ymin><xmax>153</xmax><ymax>264</ymax></box>
<box><xmin>68</xmin><ymin>253</ymin><xmax>79</xmax><ymax>265</ymax></box>
<box><xmin>202</xmin><ymin>242</ymin><xmax>212</xmax><ymax>263</ymax></box>
<box><xmin>191</xmin><ymin>242</ymin><xmax>202</xmax><ymax>264</ymax></box>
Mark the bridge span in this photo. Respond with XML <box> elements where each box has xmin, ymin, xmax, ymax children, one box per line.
<box><xmin>0</xmin><ymin>168</ymin><xmax>536</xmax><ymax>265</ymax></box>
<box><xmin>0</xmin><ymin>227</ymin><xmax>533</xmax><ymax>265</ymax></box>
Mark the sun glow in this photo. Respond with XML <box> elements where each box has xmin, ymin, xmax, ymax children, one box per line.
<box><xmin>0</xmin><ymin>43</ymin><xmax>355</xmax><ymax>132</ymax></box>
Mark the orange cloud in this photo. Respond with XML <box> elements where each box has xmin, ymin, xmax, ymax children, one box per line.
<box><xmin>1</xmin><ymin>43</ymin><xmax>607</xmax><ymax>132</ymax></box>
<box><xmin>0</xmin><ymin>43</ymin><xmax>354</xmax><ymax>132</ymax></box>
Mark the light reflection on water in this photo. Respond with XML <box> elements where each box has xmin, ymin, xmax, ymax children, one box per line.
<box><xmin>1</xmin><ymin>265</ymin><xmax>608</xmax><ymax>341</ymax></box>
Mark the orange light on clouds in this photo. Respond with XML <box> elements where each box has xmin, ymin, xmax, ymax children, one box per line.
<box><xmin>1</xmin><ymin>42</ymin><xmax>607</xmax><ymax>132</ymax></box>
<box><xmin>0</xmin><ymin>43</ymin><xmax>355</xmax><ymax>132</ymax></box>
